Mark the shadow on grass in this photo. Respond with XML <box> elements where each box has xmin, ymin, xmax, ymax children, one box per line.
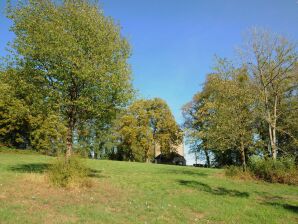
<box><xmin>178</xmin><ymin>180</ymin><xmax>249</xmax><ymax>198</ymax></box>
<box><xmin>88</xmin><ymin>169</ymin><xmax>104</xmax><ymax>178</ymax></box>
<box><xmin>9</xmin><ymin>163</ymin><xmax>106</xmax><ymax>179</ymax></box>
<box><xmin>256</xmin><ymin>192</ymin><xmax>298</xmax><ymax>214</ymax></box>
<box><xmin>265</xmin><ymin>202</ymin><xmax>298</xmax><ymax>214</ymax></box>
<box><xmin>9</xmin><ymin>163</ymin><xmax>51</xmax><ymax>173</ymax></box>
<box><xmin>164</xmin><ymin>169</ymin><xmax>208</xmax><ymax>177</ymax></box>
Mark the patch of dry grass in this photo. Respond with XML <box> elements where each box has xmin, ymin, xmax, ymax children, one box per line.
<box><xmin>0</xmin><ymin>172</ymin><xmax>128</xmax><ymax>223</ymax></box>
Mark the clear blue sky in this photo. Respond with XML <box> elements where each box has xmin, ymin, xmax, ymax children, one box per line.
<box><xmin>1</xmin><ymin>0</ymin><xmax>298</xmax><ymax>164</ymax></box>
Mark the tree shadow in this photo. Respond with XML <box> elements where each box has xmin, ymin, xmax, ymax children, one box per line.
<box><xmin>254</xmin><ymin>191</ymin><xmax>284</xmax><ymax>201</ymax></box>
<box><xmin>265</xmin><ymin>202</ymin><xmax>298</xmax><ymax>214</ymax></box>
<box><xmin>178</xmin><ymin>180</ymin><xmax>249</xmax><ymax>198</ymax></box>
<box><xmin>255</xmin><ymin>191</ymin><xmax>298</xmax><ymax>214</ymax></box>
<box><xmin>9</xmin><ymin>163</ymin><xmax>106</xmax><ymax>179</ymax></box>
<box><xmin>164</xmin><ymin>169</ymin><xmax>208</xmax><ymax>177</ymax></box>
<box><xmin>88</xmin><ymin>169</ymin><xmax>104</xmax><ymax>178</ymax></box>
<box><xmin>9</xmin><ymin>163</ymin><xmax>51</xmax><ymax>173</ymax></box>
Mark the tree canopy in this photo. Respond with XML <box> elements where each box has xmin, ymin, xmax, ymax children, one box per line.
<box><xmin>183</xmin><ymin>29</ymin><xmax>298</xmax><ymax>167</ymax></box>
<box><xmin>116</xmin><ymin>98</ymin><xmax>183</xmax><ymax>162</ymax></box>
<box><xmin>3</xmin><ymin>0</ymin><xmax>133</xmax><ymax>157</ymax></box>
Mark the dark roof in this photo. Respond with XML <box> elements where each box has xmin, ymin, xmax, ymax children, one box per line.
<box><xmin>155</xmin><ymin>152</ymin><xmax>185</xmax><ymax>160</ymax></box>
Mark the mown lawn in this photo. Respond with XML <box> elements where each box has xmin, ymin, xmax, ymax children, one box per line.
<box><xmin>0</xmin><ymin>151</ymin><xmax>297</xmax><ymax>224</ymax></box>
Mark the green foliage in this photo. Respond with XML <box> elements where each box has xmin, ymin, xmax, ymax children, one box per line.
<box><xmin>183</xmin><ymin>64</ymin><xmax>257</xmax><ymax>167</ymax></box>
<box><xmin>0</xmin><ymin>80</ymin><xmax>30</xmax><ymax>147</ymax></box>
<box><xmin>116</xmin><ymin>98</ymin><xmax>183</xmax><ymax>162</ymax></box>
<box><xmin>48</xmin><ymin>156</ymin><xmax>91</xmax><ymax>188</ymax></box>
<box><xmin>0</xmin><ymin>146</ymin><xmax>38</xmax><ymax>155</ymax></box>
<box><xmin>226</xmin><ymin>156</ymin><xmax>298</xmax><ymax>185</ymax></box>
<box><xmin>3</xmin><ymin>0</ymin><xmax>134</xmax><ymax>154</ymax></box>
<box><xmin>249</xmin><ymin>156</ymin><xmax>298</xmax><ymax>185</ymax></box>
<box><xmin>30</xmin><ymin>114</ymin><xmax>67</xmax><ymax>155</ymax></box>
<box><xmin>0</xmin><ymin>69</ymin><xmax>67</xmax><ymax>153</ymax></box>
<box><xmin>183</xmin><ymin>29</ymin><xmax>297</xmax><ymax>167</ymax></box>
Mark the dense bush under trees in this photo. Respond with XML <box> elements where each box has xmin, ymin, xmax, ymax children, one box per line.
<box><xmin>226</xmin><ymin>156</ymin><xmax>298</xmax><ymax>185</ymax></box>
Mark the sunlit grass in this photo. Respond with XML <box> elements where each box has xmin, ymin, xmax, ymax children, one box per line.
<box><xmin>0</xmin><ymin>151</ymin><xmax>297</xmax><ymax>223</ymax></box>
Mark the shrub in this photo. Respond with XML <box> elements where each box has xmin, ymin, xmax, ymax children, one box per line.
<box><xmin>225</xmin><ymin>165</ymin><xmax>242</xmax><ymax>177</ymax></box>
<box><xmin>249</xmin><ymin>156</ymin><xmax>298</xmax><ymax>185</ymax></box>
<box><xmin>225</xmin><ymin>165</ymin><xmax>253</xmax><ymax>180</ymax></box>
<box><xmin>48</xmin><ymin>156</ymin><xmax>92</xmax><ymax>188</ymax></box>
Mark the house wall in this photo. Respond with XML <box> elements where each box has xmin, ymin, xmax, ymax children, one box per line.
<box><xmin>154</xmin><ymin>143</ymin><xmax>184</xmax><ymax>157</ymax></box>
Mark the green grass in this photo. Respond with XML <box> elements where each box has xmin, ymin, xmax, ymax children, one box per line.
<box><xmin>0</xmin><ymin>151</ymin><xmax>297</xmax><ymax>223</ymax></box>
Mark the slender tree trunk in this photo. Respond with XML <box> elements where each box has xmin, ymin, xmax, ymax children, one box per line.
<box><xmin>240</xmin><ymin>141</ymin><xmax>246</xmax><ymax>172</ymax></box>
<box><xmin>264</xmin><ymin>89</ymin><xmax>278</xmax><ymax>160</ymax></box>
<box><xmin>194</xmin><ymin>150</ymin><xmax>197</xmax><ymax>165</ymax></box>
<box><xmin>204</xmin><ymin>149</ymin><xmax>210</xmax><ymax>167</ymax></box>
<box><xmin>66</xmin><ymin>116</ymin><xmax>74</xmax><ymax>159</ymax></box>
<box><xmin>145</xmin><ymin>149</ymin><xmax>150</xmax><ymax>163</ymax></box>
<box><xmin>271</xmin><ymin>94</ymin><xmax>278</xmax><ymax>159</ymax></box>
<box><xmin>268</xmin><ymin>102</ymin><xmax>278</xmax><ymax>159</ymax></box>
<box><xmin>269</xmin><ymin>124</ymin><xmax>277</xmax><ymax>159</ymax></box>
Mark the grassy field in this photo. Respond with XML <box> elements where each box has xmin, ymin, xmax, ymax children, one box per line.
<box><xmin>0</xmin><ymin>151</ymin><xmax>297</xmax><ymax>224</ymax></box>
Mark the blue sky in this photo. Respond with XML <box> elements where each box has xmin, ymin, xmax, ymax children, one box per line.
<box><xmin>1</xmin><ymin>0</ymin><xmax>298</xmax><ymax>164</ymax></box>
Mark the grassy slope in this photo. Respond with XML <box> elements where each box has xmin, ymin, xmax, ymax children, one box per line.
<box><xmin>0</xmin><ymin>152</ymin><xmax>297</xmax><ymax>224</ymax></box>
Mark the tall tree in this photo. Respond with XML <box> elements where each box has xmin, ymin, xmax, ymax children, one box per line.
<box><xmin>7</xmin><ymin>0</ymin><xmax>133</xmax><ymax>157</ymax></box>
<box><xmin>183</xmin><ymin>60</ymin><xmax>257</xmax><ymax>170</ymax></box>
<box><xmin>243</xmin><ymin>29</ymin><xmax>297</xmax><ymax>159</ymax></box>
<box><xmin>182</xmin><ymin>91</ymin><xmax>211</xmax><ymax>167</ymax></box>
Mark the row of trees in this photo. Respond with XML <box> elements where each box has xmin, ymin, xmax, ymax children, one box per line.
<box><xmin>1</xmin><ymin>1</ymin><xmax>297</xmax><ymax>167</ymax></box>
<box><xmin>183</xmin><ymin>29</ymin><xmax>298</xmax><ymax>169</ymax></box>
<box><xmin>0</xmin><ymin>0</ymin><xmax>182</xmax><ymax>162</ymax></box>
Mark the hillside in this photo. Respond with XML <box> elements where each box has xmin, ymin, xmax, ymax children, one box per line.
<box><xmin>0</xmin><ymin>152</ymin><xmax>297</xmax><ymax>224</ymax></box>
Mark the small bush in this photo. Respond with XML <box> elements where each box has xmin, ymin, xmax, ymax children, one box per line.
<box><xmin>225</xmin><ymin>165</ymin><xmax>253</xmax><ymax>180</ymax></box>
<box><xmin>249</xmin><ymin>156</ymin><xmax>298</xmax><ymax>185</ymax></box>
<box><xmin>225</xmin><ymin>165</ymin><xmax>242</xmax><ymax>177</ymax></box>
<box><xmin>48</xmin><ymin>156</ymin><xmax>92</xmax><ymax>188</ymax></box>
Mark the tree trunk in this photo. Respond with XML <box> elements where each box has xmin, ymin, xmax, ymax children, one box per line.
<box><xmin>240</xmin><ymin>142</ymin><xmax>246</xmax><ymax>172</ymax></box>
<box><xmin>66</xmin><ymin>117</ymin><xmax>74</xmax><ymax>159</ymax></box>
<box><xmin>269</xmin><ymin>124</ymin><xmax>277</xmax><ymax>159</ymax></box>
<box><xmin>145</xmin><ymin>149</ymin><xmax>150</xmax><ymax>163</ymax></box>
<box><xmin>268</xmin><ymin>100</ymin><xmax>278</xmax><ymax>159</ymax></box>
<box><xmin>204</xmin><ymin>149</ymin><xmax>210</xmax><ymax>167</ymax></box>
<box><xmin>194</xmin><ymin>150</ymin><xmax>197</xmax><ymax>165</ymax></box>
<box><xmin>271</xmin><ymin>94</ymin><xmax>278</xmax><ymax>159</ymax></box>
<box><xmin>265</xmin><ymin>90</ymin><xmax>278</xmax><ymax>160</ymax></box>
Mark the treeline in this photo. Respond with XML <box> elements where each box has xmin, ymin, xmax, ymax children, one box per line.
<box><xmin>0</xmin><ymin>0</ymin><xmax>182</xmax><ymax>162</ymax></box>
<box><xmin>183</xmin><ymin>29</ymin><xmax>298</xmax><ymax>169</ymax></box>
<box><xmin>0</xmin><ymin>1</ymin><xmax>297</xmax><ymax>171</ymax></box>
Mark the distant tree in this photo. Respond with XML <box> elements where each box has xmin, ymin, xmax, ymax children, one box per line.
<box><xmin>7</xmin><ymin>0</ymin><xmax>133</xmax><ymax>158</ymax></box>
<box><xmin>116</xmin><ymin>98</ymin><xmax>183</xmax><ymax>162</ymax></box>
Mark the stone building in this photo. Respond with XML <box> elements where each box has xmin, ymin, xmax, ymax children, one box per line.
<box><xmin>154</xmin><ymin>143</ymin><xmax>186</xmax><ymax>166</ymax></box>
